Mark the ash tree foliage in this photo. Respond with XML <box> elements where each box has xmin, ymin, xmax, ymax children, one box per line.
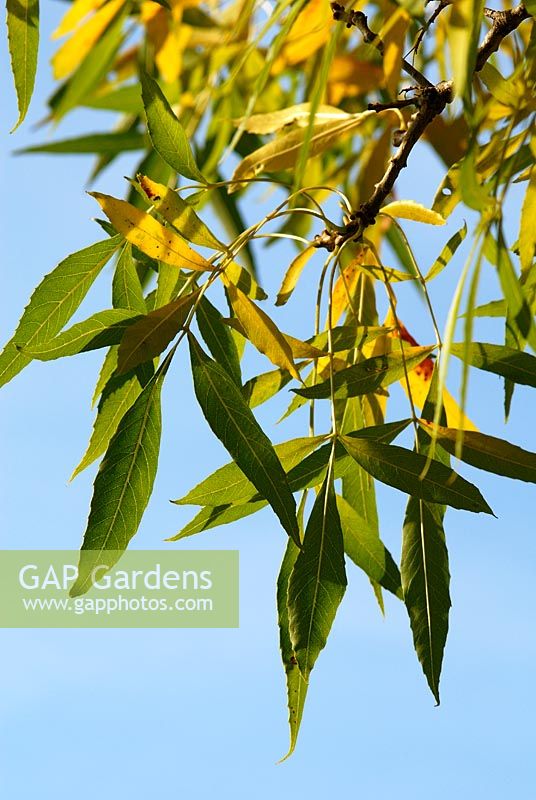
<box><xmin>4</xmin><ymin>0</ymin><xmax>536</xmax><ymax>756</ymax></box>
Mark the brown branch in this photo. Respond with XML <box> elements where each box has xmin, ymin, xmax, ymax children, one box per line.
<box><xmin>314</xmin><ymin>3</ymin><xmax>531</xmax><ymax>251</ymax></box>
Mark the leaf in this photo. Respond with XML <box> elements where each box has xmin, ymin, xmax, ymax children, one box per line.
<box><xmin>175</xmin><ymin>436</ymin><xmax>325</xmax><ymax>508</ymax></box>
<box><xmin>223</xmin><ymin>262</ymin><xmax>267</xmax><ymax>300</ymax></box>
<box><xmin>0</xmin><ymin>236</ymin><xmax>122</xmax><ymax>388</ymax></box>
<box><xmin>450</xmin><ymin>342</ymin><xmax>536</xmax><ymax>387</ymax></box>
<box><xmin>69</xmin><ymin>362</ymin><xmax>167</xmax><ymax>597</ymax></box>
<box><xmin>196</xmin><ymin>297</ymin><xmax>242</xmax><ymax>388</ymax></box>
<box><xmin>276</xmin><ymin>246</ymin><xmax>315</xmax><ymax>306</ymax></box>
<box><xmin>17</xmin><ymin>131</ymin><xmax>147</xmax><ymax>155</ymax></box>
<box><xmin>340</xmin><ymin>436</ymin><xmax>494</xmax><ymax>514</ymax></box>
<box><xmin>7</xmin><ymin>0</ymin><xmax>39</xmax><ymax>130</ymax></box>
<box><xmin>419</xmin><ymin>422</ymin><xmax>536</xmax><ymax>484</ymax></box>
<box><xmin>277</xmin><ymin>537</ymin><xmax>308</xmax><ymax>762</ymax></box>
<box><xmin>188</xmin><ymin>334</ymin><xmax>300</xmax><ymax>545</ymax></box>
<box><xmin>140</xmin><ymin>70</ymin><xmax>206</xmax><ymax>183</ymax></box>
<box><xmin>380</xmin><ymin>200</ymin><xmax>445</xmax><ymax>226</ymax></box>
<box><xmin>401</xmin><ymin>498</ymin><xmax>451</xmax><ymax>704</ymax></box>
<box><xmin>112</xmin><ymin>243</ymin><xmax>146</xmax><ymax>313</ymax></box>
<box><xmin>494</xmin><ymin>229</ymin><xmax>536</xmax><ymax>352</ymax></box>
<box><xmin>294</xmin><ymin>346</ymin><xmax>435</xmax><ymax>399</ymax></box>
<box><xmin>449</xmin><ymin>0</ymin><xmax>485</xmax><ymax>100</ymax></box>
<box><xmin>71</xmin><ymin>363</ymin><xmax>154</xmax><ymax>480</ymax></box>
<box><xmin>137</xmin><ymin>175</ymin><xmax>225</xmax><ymax>251</ymax></box>
<box><xmin>21</xmin><ymin>309</ymin><xmax>140</xmax><ymax>360</ymax></box>
<box><xmin>117</xmin><ymin>291</ymin><xmax>199</xmax><ymax>374</ymax></box>
<box><xmin>230</xmin><ymin>112</ymin><xmax>374</xmax><ymax>188</ymax></box>
<box><xmin>518</xmin><ymin>168</ymin><xmax>536</xmax><ymax>274</ymax></box>
<box><xmin>336</xmin><ymin>495</ymin><xmax>402</xmax><ymax>598</ymax></box>
<box><xmin>242</xmin><ymin>368</ymin><xmax>293</xmax><ymax>408</ymax></box>
<box><xmin>425</xmin><ymin>223</ymin><xmax>467</xmax><ymax>281</ymax></box>
<box><xmin>279</xmin><ymin>0</ymin><xmax>332</xmax><ymax>66</ymax></box>
<box><xmin>51</xmin><ymin>0</ymin><xmax>123</xmax><ymax>79</ymax></box>
<box><xmin>479</xmin><ymin>63</ymin><xmax>521</xmax><ymax>108</ymax></box>
<box><xmin>287</xmin><ymin>471</ymin><xmax>347</xmax><ymax>680</ymax></box>
<box><xmin>89</xmin><ymin>193</ymin><xmax>213</xmax><ymax>271</ymax></box>
<box><xmin>238</xmin><ymin>103</ymin><xmax>350</xmax><ymax>135</ymax></box>
<box><xmin>225</xmin><ymin>282</ymin><xmax>300</xmax><ymax>381</ymax></box>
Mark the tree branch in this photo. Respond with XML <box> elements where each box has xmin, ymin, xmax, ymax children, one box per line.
<box><xmin>314</xmin><ymin>3</ymin><xmax>531</xmax><ymax>251</ymax></box>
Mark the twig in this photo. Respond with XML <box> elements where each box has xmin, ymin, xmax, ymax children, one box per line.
<box><xmin>315</xmin><ymin>3</ymin><xmax>531</xmax><ymax>251</ymax></box>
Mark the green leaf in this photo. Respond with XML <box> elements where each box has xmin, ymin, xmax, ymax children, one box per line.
<box><xmin>71</xmin><ymin>363</ymin><xmax>154</xmax><ymax>480</ymax></box>
<box><xmin>196</xmin><ymin>297</ymin><xmax>242</xmax><ymax>388</ymax></box>
<box><xmin>287</xmin><ymin>470</ymin><xmax>347</xmax><ymax>680</ymax></box>
<box><xmin>0</xmin><ymin>236</ymin><xmax>122</xmax><ymax>388</ymax></box>
<box><xmin>21</xmin><ymin>309</ymin><xmax>140</xmax><ymax>361</ymax></box>
<box><xmin>17</xmin><ymin>131</ymin><xmax>147</xmax><ymax>156</ymax></box>
<box><xmin>425</xmin><ymin>223</ymin><xmax>467</xmax><ymax>282</ymax></box>
<box><xmin>140</xmin><ymin>70</ymin><xmax>206</xmax><ymax>183</ymax></box>
<box><xmin>117</xmin><ymin>291</ymin><xmax>199</xmax><ymax>375</ymax></box>
<box><xmin>340</xmin><ymin>436</ymin><xmax>494</xmax><ymax>514</ymax></box>
<box><xmin>7</xmin><ymin>0</ymin><xmax>39</xmax><ymax>130</ymax></box>
<box><xmin>401</xmin><ymin>498</ymin><xmax>451</xmax><ymax>704</ymax></box>
<box><xmin>175</xmin><ymin>435</ymin><xmax>325</xmax><ymax>507</ymax></box>
<box><xmin>167</xmin><ymin>499</ymin><xmax>267</xmax><ymax>542</ymax></box>
<box><xmin>450</xmin><ymin>342</ymin><xmax>536</xmax><ymax>387</ymax></box>
<box><xmin>419</xmin><ymin>421</ymin><xmax>536</xmax><ymax>484</ymax></box>
<box><xmin>52</xmin><ymin>8</ymin><xmax>125</xmax><ymax>121</ymax></box>
<box><xmin>242</xmin><ymin>368</ymin><xmax>292</xmax><ymax>408</ymax></box>
<box><xmin>294</xmin><ymin>346</ymin><xmax>435</xmax><ymax>399</ymax></box>
<box><xmin>277</xmin><ymin>537</ymin><xmax>308</xmax><ymax>761</ymax></box>
<box><xmin>468</xmin><ymin>299</ymin><xmax>506</xmax><ymax>318</ymax></box>
<box><xmin>494</xmin><ymin>229</ymin><xmax>536</xmax><ymax>352</ymax></box>
<box><xmin>112</xmin><ymin>244</ymin><xmax>147</xmax><ymax>314</ymax></box>
<box><xmin>69</xmin><ymin>361</ymin><xmax>167</xmax><ymax>596</ymax></box>
<box><xmin>336</xmin><ymin>495</ymin><xmax>402</xmax><ymax>598</ymax></box>
<box><xmin>188</xmin><ymin>334</ymin><xmax>300</xmax><ymax>545</ymax></box>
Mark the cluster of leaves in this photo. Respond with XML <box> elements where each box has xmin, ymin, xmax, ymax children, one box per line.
<box><xmin>4</xmin><ymin>0</ymin><xmax>536</xmax><ymax>756</ymax></box>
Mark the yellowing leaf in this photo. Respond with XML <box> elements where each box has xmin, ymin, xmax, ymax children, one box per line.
<box><xmin>137</xmin><ymin>175</ymin><xmax>225</xmax><ymax>251</ymax></box>
<box><xmin>328</xmin><ymin>56</ymin><xmax>384</xmax><ymax>105</ymax></box>
<box><xmin>235</xmin><ymin>103</ymin><xmax>350</xmax><ymax>135</ymax></box>
<box><xmin>280</xmin><ymin>0</ymin><xmax>332</xmax><ymax>66</ymax></box>
<box><xmin>276</xmin><ymin>246</ymin><xmax>315</xmax><ymax>306</ymax></box>
<box><xmin>223</xmin><ymin>261</ymin><xmax>267</xmax><ymax>301</ymax></box>
<box><xmin>224</xmin><ymin>281</ymin><xmax>301</xmax><ymax>381</ymax></box>
<box><xmin>231</xmin><ymin>113</ymin><xmax>374</xmax><ymax>189</ymax></box>
<box><xmin>90</xmin><ymin>192</ymin><xmax>214</xmax><ymax>272</ymax></box>
<box><xmin>381</xmin><ymin>9</ymin><xmax>409</xmax><ymax>95</ymax></box>
<box><xmin>53</xmin><ymin>0</ymin><xmax>106</xmax><ymax>40</ymax></box>
<box><xmin>51</xmin><ymin>0</ymin><xmax>124</xmax><ymax>79</ymax></box>
<box><xmin>380</xmin><ymin>200</ymin><xmax>446</xmax><ymax>226</ymax></box>
<box><xmin>519</xmin><ymin>167</ymin><xmax>536</xmax><ymax>274</ymax></box>
<box><xmin>330</xmin><ymin>253</ymin><xmax>368</xmax><ymax>325</ymax></box>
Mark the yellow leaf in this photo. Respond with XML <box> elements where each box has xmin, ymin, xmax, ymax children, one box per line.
<box><xmin>51</xmin><ymin>0</ymin><xmax>125</xmax><ymax>79</ymax></box>
<box><xmin>518</xmin><ymin>167</ymin><xmax>536</xmax><ymax>274</ymax></box>
<box><xmin>280</xmin><ymin>0</ymin><xmax>332</xmax><ymax>66</ymax></box>
<box><xmin>53</xmin><ymin>0</ymin><xmax>106</xmax><ymax>40</ymax></box>
<box><xmin>223</xmin><ymin>261</ymin><xmax>267</xmax><ymax>301</ymax></box>
<box><xmin>330</xmin><ymin>250</ymin><xmax>371</xmax><ymax>325</ymax></box>
<box><xmin>231</xmin><ymin>112</ymin><xmax>374</xmax><ymax>189</ymax></box>
<box><xmin>380</xmin><ymin>200</ymin><xmax>446</xmax><ymax>226</ymax></box>
<box><xmin>327</xmin><ymin>56</ymin><xmax>384</xmax><ymax>105</ymax></box>
<box><xmin>276</xmin><ymin>246</ymin><xmax>315</xmax><ymax>306</ymax></box>
<box><xmin>381</xmin><ymin>9</ymin><xmax>409</xmax><ymax>96</ymax></box>
<box><xmin>235</xmin><ymin>104</ymin><xmax>350</xmax><ymax>135</ymax></box>
<box><xmin>137</xmin><ymin>175</ymin><xmax>224</xmax><ymax>251</ymax></box>
<box><xmin>90</xmin><ymin>193</ymin><xmax>214</xmax><ymax>272</ymax></box>
<box><xmin>224</xmin><ymin>281</ymin><xmax>301</xmax><ymax>381</ymax></box>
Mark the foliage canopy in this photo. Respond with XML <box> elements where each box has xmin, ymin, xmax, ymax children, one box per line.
<box><xmin>4</xmin><ymin>0</ymin><xmax>536</xmax><ymax>756</ymax></box>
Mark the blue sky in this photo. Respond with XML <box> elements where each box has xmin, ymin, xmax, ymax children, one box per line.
<box><xmin>1</xmin><ymin>4</ymin><xmax>535</xmax><ymax>797</ymax></box>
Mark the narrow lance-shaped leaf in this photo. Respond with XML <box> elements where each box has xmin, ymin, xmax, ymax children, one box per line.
<box><xmin>380</xmin><ymin>200</ymin><xmax>446</xmax><ymax>226</ymax></box>
<box><xmin>340</xmin><ymin>436</ymin><xmax>494</xmax><ymax>514</ymax></box>
<box><xmin>425</xmin><ymin>223</ymin><xmax>467</xmax><ymax>282</ymax></box>
<box><xmin>90</xmin><ymin>193</ymin><xmax>214</xmax><ymax>271</ymax></box>
<box><xmin>0</xmin><ymin>235</ymin><xmax>122</xmax><ymax>388</ymax></box>
<box><xmin>277</xmin><ymin>537</ymin><xmax>308</xmax><ymax>761</ymax></box>
<box><xmin>294</xmin><ymin>346</ymin><xmax>435</xmax><ymax>399</ymax></box>
<box><xmin>21</xmin><ymin>309</ymin><xmax>141</xmax><ymax>360</ymax></box>
<box><xmin>450</xmin><ymin>342</ymin><xmax>536</xmax><ymax>387</ymax></box>
<box><xmin>117</xmin><ymin>290</ymin><xmax>200</xmax><ymax>375</ymax></box>
<box><xmin>419</xmin><ymin>421</ymin><xmax>536</xmax><ymax>484</ymax></box>
<box><xmin>112</xmin><ymin>243</ymin><xmax>147</xmax><ymax>313</ymax></box>
<box><xmin>196</xmin><ymin>297</ymin><xmax>242</xmax><ymax>388</ymax></box>
<box><xmin>401</xmin><ymin>498</ymin><xmax>451</xmax><ymax>704</ymax></box>
<box><xmin>17</xmin><ymin>131</ymin><xmax>147</xmax><ymax>155</ymax></box>
<box><xmin>287</xmin><ymin>468</ymin><xmax>347</xmax><ymax>680</ymax></box>
<box><xmin>70</xmin><ymin>359</ymin><xmax>168</xmax><ymax>596</ymax></box>
<box><xmin>188</xmin><ymin>334</ymin><xmax>300</xmax><ymax>546</ymax></box>
<box><xmin>7</xmin><ymin>0</ymin><xmax>39</xmax><ymax>130</ymax></box>
<box><xmin>140</xmin><ymin>70</ymin><xmax>206</xmax><ymax>183</ymax></box>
